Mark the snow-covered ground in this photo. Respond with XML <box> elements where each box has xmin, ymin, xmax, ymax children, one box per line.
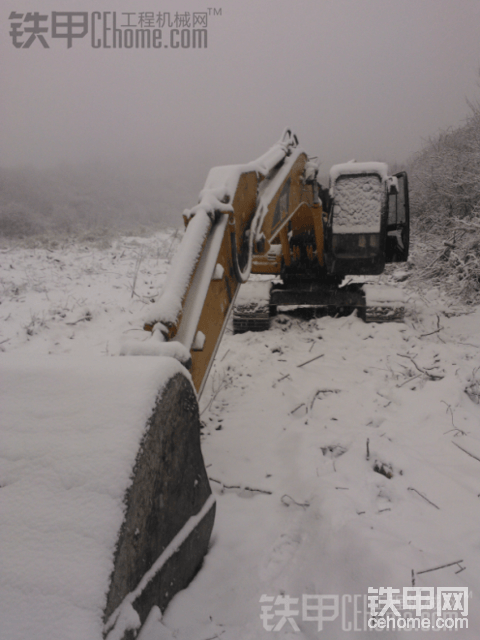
<box><xmin>0</xmin><ymin>230</ymin><xmax>181</xmax><ymax>357</ymax></box>
<box><xmin>1</xmin><ymin>232</ymin><xmax>479</xmax><ymax>639</ymax></box>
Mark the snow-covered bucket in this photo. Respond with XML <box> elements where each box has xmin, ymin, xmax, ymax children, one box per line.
<box><xmin>0</xmin><ymin>354</ymin><xmax>215</xmax><ymax>640</ymax></box>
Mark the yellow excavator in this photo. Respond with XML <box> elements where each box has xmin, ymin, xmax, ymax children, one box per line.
<box><xmin>143</xmin><ymin>128</ymin><xmax>409</xmax><ymax>395</ymax></box>
<box><xmin>106</xmin><ymin>130</ymin><xmax>409</xmax><ymax>638</ymax></box>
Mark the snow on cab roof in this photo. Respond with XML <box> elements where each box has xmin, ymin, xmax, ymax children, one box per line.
<box><xmin>329</xmin><ymin>161</ymin><xmax>389</xmax><ymax>184</ymax></box>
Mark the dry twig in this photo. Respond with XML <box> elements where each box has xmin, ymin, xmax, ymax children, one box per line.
<box><xmin>452</xmin><ymin>441</ymin><xmax>480</xmax><ymax>463</ymax></box>
<box><xmin>297</xmin><ymin>353</ymin><xmax>324</xmax><ymax>368</ymax></box>
<box><xmin>408</xmin><ymin>487</ymin><xmax>440</xmax><ymax>509</ymax></box>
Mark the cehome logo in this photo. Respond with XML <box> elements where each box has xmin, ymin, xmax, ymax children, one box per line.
<box><xmin>91</xmin><ymin>14</ymin><xmax>208</xmax><ymax>49</ymax></box>
<box><xmin>368</xmin><ymin>614</ymin><xmax>468</xmax><ymax>630</ymax></box>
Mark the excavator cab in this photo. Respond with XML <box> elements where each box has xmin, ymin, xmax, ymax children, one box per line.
<box><xmin>326</xmin><ymin>163</ymin><xmax>390</xmax><ymax>277</ymax></box>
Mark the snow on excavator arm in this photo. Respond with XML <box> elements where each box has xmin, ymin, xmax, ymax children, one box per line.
<box><xmin>138</xmin><ymin>129</ymin><xmax>320</xmax><ymax>396</ymax></box>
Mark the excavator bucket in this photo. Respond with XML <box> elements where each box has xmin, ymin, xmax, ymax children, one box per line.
<box><xmin>0</xmin><ymin>354</ymin><xmax>215</xmax><ymax>640</ymax></box>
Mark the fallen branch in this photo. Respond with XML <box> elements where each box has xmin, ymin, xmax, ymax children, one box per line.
<box><xmin>419</xmin><ymin>327</ymin><xmax>443</xmax><ymax>338</ymax></box>
<box><xmin>290</xmin><ymin>403</ymin><xmax>305</xmax><ymax>414</ymax></box>
<box><xmin>397</xmin><ymin>354</ymin><xmax>444</xmax><ymax>380</ymax></box>
<box><xmin>416</xmin><ymin>560</ymin><xmax>464</xmax><ymax>576</ymax></box>
<box><xmin>397</xmin><ymin>373</ymin><xmax>422</xmax><ymax>388</ymax></box>
<box><xmin>66</xmin><ymin>315</ymin><xmax>91</xmax><ymax>325</ymax></box>
<box><xmin>408</xmin><ymin>487</ymin><xmax>440</xmax><ymax>509</ymax></box>
<box><xmin>209</xmin><ymin>478</ymin><xmax>272</xmax><ymax>495</ymax></box>
<box><xmin>297</xmin><ymin>353</ymin><xmax>325</xmax><ymax>368</ymax></box>
<box><xmin>310</xmin><ymin>389</ymin><xmax>341</xmax><ymax>409</ymax></box>
<box><xmin>452</xmin><ymin>441</ymin><xmax>480</xmax><ymax>463</ymax></box>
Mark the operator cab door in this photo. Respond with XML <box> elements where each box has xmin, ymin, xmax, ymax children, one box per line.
<box><xmin>386</xmin><ymin>171</ymin><xmax>410</xmax><ymax>263</ymax></box>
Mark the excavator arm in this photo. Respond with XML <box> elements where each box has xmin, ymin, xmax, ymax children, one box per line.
<box><xmin>140</xmin><ymin>129</ymin><xmax>319</xmax><ymax>395</ymax></box>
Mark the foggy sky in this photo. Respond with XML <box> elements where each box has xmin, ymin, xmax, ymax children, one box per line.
<box><xmin>2</xmin><ymin>0</ymin><xmax>480</xmax><ymax>195</ymax></box>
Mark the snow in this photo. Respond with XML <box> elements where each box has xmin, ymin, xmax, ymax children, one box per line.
<box><xmin>192</xmin><ymin>330</ymin><xmax>206</xmax><ymax>351</ymax></box>
<box><xmin>364</xmin><ymin>284</ymin><xmax>406</xmax><ymax>306</ymax></box>
<box><xmin>329</xmin><ymin>162</ymin><xmax>390</xmax><ymax>234</ymax></box>
<box><xmin>235</xmin><ymin>280</ymin><xmax>272</xmax><ymax>306</ymax></box>
<box><xmin>143</xmin><ymin>213</ymin><xmax>213</xmax><ymax>329</ymax></box>
<box><xmin>331</xmin><ymin>174</ymin><xmax>384</xmax><ymax>234</ymax></box>
<box><xmin>158</xmin><ymin>301</ymin><xmax>480</xmax><ymax>639</ymax></box>
<box><xmin>0</xmin><ymin>351</ymin><xmax>189</xmax><ymax>640</ymax></box>
<box><xmin>246</xmin><ymin>128</ymin><xmax>299</xmax><ymax>177</ymax></box>
<box><xmin>105</xmin><ymin>495</ymin><xmax>216</xmax><ymax>640</ymax></box>
<box><xmin>197</xmin><ymin>165</ymin><xmax>246</xmax><ymax>209</ymax></box>
<box><xmin>212</xmin><ymin>263</ymin><xmax>225</xmax><ymax>281</ymax></box>
<box><xmin>329</xmin><ymin>161</ymin><xmax>389</xmax><ymax>184</ymax></box>
<box><xmin>119</xmin><ymin>338</ymin><xmax>192</xmax><ymax>363</ymax></box>
<box><xmin>2</xmin><ymin>231</ymin><xmax>480</xmax><ymax>639</ymax></box>
<box><xmin>183</xmin><ymin>129</ymin><xmax>301</xmax><ymax>229</ymax></box>
<box><xmin>303</xmin><ymin>159</ymin><xmax>319</xmax><ymax>182</ymax></box>
<box><xmin>0</xmin><ymin>230</ymin><xmax>181</xmax><ymax>357</ymax></box>
<box><xmin>172</xmin><ymin>213</ymin><xmax>229</xmax><ymax>351</ymax></box>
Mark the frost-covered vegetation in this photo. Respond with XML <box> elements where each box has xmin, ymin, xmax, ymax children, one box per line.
<box><xmin>408</xmin><ymin>100</ymin><xmax>480</xmax><ymax>302</ymax></box>
<box><xmin>0</xmin><ymin>162</ymin><xmax>195</xmax><ymax>242</ymax></box>
<box><xmin>0</xmin><ymin>229</ymin><xmax>182</xmax><ymax>357</ymax></box>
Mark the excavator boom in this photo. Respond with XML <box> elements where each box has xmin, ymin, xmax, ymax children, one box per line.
<box><xmin>141</xmin><ymin>129</ymin><xmax>317</xmax><ymax>394</ymax></box>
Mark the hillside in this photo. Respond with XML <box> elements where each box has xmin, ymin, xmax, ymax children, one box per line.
<box><xmin>0</xmin><ymin>233</ymin><xmax>478</xmax><ymax>638</ymax></box>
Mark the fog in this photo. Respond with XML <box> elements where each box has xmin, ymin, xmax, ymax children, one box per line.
<box><xmin>2</xmin><ymin>0</ymin><xmax>480</xmax><ymax>227</ymax></box>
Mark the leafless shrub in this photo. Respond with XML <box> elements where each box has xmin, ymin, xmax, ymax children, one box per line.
<box><xmin>408</xmin><ymin>95</ymin><xmax>480</xmax><ymax>302</ymax></box>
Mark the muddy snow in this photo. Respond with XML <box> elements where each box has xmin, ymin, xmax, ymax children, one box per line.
<box><xmin>1</xmin><ymin>231</ymin><xmax>479</xmax><ymax>639</ymax></box>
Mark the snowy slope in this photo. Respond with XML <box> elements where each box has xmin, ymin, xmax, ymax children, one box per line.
<box><xmin>155</xmin><ymin>303</ymin><xmax>480</xmax><ymax>640</ymax></box>
<box><xmin>1</xmin><ymin>234</ymin><xmax>479</xmax><ymax>639</ymax></box>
